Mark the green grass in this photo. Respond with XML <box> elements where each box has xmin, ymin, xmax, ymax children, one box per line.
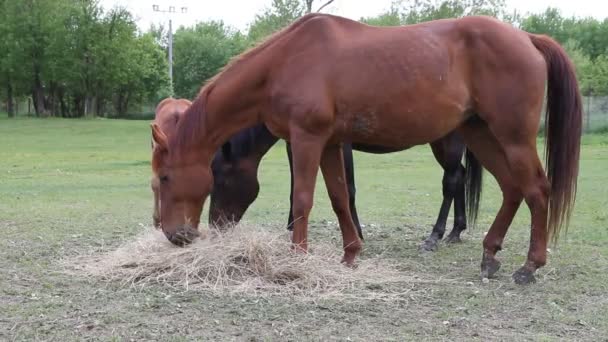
<box><xmin>1</xmin><ymin>116</ymin><xmax>607</xmax><ymax>341</ymax></box>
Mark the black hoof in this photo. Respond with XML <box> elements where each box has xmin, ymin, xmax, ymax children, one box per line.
<box><xmin>480</xmin><ymin>254</ymin><xmax>501</xmax><ymax>279</ymax></box>
<box><xmin>420</xmin><ymin>237</ymin><xmax>439</xmax><ymax>252</ymax></box>
<box><xmin>444</xmin><ymin>234</ymin><xmax>462</xmax><ymax>244</ymax></box>
<box><xmin>512</xmin><ymin>267</ymin><xmax>536</xmax><ymax>285</ymax></box>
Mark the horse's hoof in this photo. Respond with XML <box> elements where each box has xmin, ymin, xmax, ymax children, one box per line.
<box><xmin>341</xmin><ymin>255</ymin><xmax>358</xmax><ymax>268</ymax></box>
<box><xmin>290</xmin><ymin>243</ymin><xmax>308</xmax><ymax>254</ymax></box>
<box><xmin>420</xmin><ymin>238</ymin><xmax>439</xmax><ymax>252</ymax></box>
<box><xmin>444</xmin><ymin>235</ymin><xmax>462</xmax><ymax>244</ymax></box>
<box><xmin>480</xmin><ymin>254</ymin><xmax>501</xmax><ymax>279</ymax></box>
<box><xmin>512</xmin><ymin>267</ymin><xmax>536</xmax><ymax>285</ymax></box>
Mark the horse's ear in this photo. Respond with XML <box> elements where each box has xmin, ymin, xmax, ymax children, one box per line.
<box><xmin>221</xmin><ymin>142</ymin><xmax>232</xmax><ymax>161</ymax></box>
<box><xmin>150</xmin><ymin>123</ymin><xmax>168</xmax><ymax>151</ymax></box>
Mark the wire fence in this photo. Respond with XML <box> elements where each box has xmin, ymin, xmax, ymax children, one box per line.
<box><xmin>3</xmin><ymin>96</ymin><xmax>608</xmax><ymax>133</ymax></box>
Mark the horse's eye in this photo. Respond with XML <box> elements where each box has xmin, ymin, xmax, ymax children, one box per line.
<box><xmin>160</xmin><ymin>175</ymin><xmax>169</xmax><ymax>183</ymax></box>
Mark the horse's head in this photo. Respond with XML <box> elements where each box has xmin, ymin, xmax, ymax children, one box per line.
<box><xmin>150</xmin><ymin>98</ymin><xmax>212</xmax><ymax>246</ymax></box>
<box><xmin>208</xmin><ymin>141</ymin><xmax>260</xmax><ymax>229</ymax></box>
<box><xmin>151</xmin><ymin>123</ymin><xmax>212</xmax><ymax>245</ymax></box>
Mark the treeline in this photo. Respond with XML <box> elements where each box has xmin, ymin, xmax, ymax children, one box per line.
<box><xmin>0</xmin><ymin>0</ymin><xmax>169</xmax><ymax>117</ymax></box>
<box><xmin>2</xmin><ymin>0</ymin><xmax>608</xmax><ymax>118</ymax></box>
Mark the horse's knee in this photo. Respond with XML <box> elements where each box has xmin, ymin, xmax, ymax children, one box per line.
<box><xmin>292</xmin><ymin>191</ymin><xmax>314</xmax><ymax>218</ymax></box>
<box><xmin>523</xmin><ymin>177</ymin><xmax>549</xmax><ymax>211</ymax></box>
<box><xmin>442</xmin><ymin>166</ymin><xmax>464</xmax><ymax>197</ymax></box>
<box><xmin>501</xmin><ymin>182</ymin><xmax>524</xmax><ymax>206</ymax></box>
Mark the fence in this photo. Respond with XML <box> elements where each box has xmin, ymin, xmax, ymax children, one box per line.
<box><xmin>3</xmin><ymin>96</ymin><xmax>608</xmax><ymax>133</ymax></box>
<box><xmin>582</xmin><ymin>96</ymin><xmax>608</xmax><ymax>132</ymax></box>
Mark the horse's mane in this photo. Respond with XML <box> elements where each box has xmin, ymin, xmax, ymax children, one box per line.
<box><xmin>172</xmin><ymin>13</ymin><xmax>326</xmax><ymax>151</ymax></box>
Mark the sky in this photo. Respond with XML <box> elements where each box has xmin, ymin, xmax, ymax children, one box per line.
<box><xmin>98</xmin><ymin>0</ymin><xmax>608</xmax><ymax>32</ymax></box>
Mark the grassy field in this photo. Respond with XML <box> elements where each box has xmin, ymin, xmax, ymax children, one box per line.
<box><xmin>1</xmin><ymin>115</ymin><xmax>607</xmax><ymax>341</ymax></box>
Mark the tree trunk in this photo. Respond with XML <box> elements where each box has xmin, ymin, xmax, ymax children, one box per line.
<box><xmin>32</xmin><ymin>65</ymin><xmax>47</xmax><ymax>116</ymax></box>
<box><xmin>6</xmin><ymin>80</ymin><xmax>15</xmax><ymax>117</ymax></box>
<box><xmin>95</xmin><ymin>95</ymin><xmax>104</xmax><ymax>117</ymax></box>
<box><xmin>115</xmin><ymin>91</ymin><xmax>130</xmax><ymax>116</ymax></box>
<box><xmin>305</xmin><ymin>0</ymin><xmax>313</xmax><ymax>13</ymax></box>
<box><xmin>58</xmin><ymin>87</ymin><xmax>67</xmax><ymax>117</ymax></box>
<box><xmin>85</xmin><ymin>95</ymin><xmax>95</xmax><ymax>117</ymax></box>
<box><xmin>48</xmin><ymin>81</ymin><xmax>57</xmax><ymax>117</ymax></box>
<box><xmin>74</xmin><ymin>95</ymin><xmax>85</xmax><ymax>117</ymax></box>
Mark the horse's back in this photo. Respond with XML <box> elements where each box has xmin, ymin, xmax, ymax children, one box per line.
<box><xmin>266</xmin><ymin>14</ymin><xmax>548</xmax><ymax>147</ymax></box>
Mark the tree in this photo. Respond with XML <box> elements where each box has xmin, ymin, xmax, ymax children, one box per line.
<box><xmin>0</xmin><ymin>0</ymin><xmax>170</xmax><ymax>118</ymax></box>
<box><xmin>247</xmin><ymin>0</ymin><xmax>305</xmax><ymax>42</ymax></box>
<box><xmin>172</xmin><ymin>21</ymin><xmax>247</xmax><ymax>99</ymax></box>
<box><xmin>563</xmin><ymin>40</ymin><xmax>594</xmax><ymax>96</ymax></box>
<box><xmin>361</xmin><ymin>0</ymin><xmax>508</xmax><ymax>27</ymax></box>
<box><xmin>360</xmin><ymin>2</ymin><xmax>402</xmax><ymax>26</ymax></box>
<box><xmin>520</xmin><ymin>8</ymin><xmax>568</xmax><ymax>43</ymax></box>
<box><xmin>247</xmin><ymin>0</ymin><xmax>336</xmax><ymax>43</ymax></box>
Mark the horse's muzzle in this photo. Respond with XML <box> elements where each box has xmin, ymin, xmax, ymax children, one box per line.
<box><xmin>164</xmin><ymin>226</ymin><xmax>201</xmax><ymax>246</ymax></box>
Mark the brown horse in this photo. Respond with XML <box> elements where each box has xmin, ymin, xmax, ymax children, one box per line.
<box><xmin>151</xmin><ymin>13</ymin><xmax>582</xmax><ymax>284</ymax></box>
<box><xmin>150</xmin><ymin>97</ymin><xmax>192</xmax><ymax>229</ymax></box>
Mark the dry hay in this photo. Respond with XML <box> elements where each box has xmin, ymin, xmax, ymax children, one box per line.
<box><xmin>65</xmin><ymin>224</ymin><xmax>451</xmax><ymax>300</ymax></box>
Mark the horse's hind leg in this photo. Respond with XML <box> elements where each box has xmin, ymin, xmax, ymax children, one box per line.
<box><xmin>342</xmin><ymin>143</ymin><xmax>364</xmax><ymax>240</ymax></box>
<box><xmin>420</xmin><ymin>169</ymin><xmax>454</xmax><ymax>251</ymax></box>
<box><xmin>464</xmin><ymin>105</ymin><xmax>550</xmax><ymax>284</ymax></box>
<box><xmin>444</xmin><ymin>133</ymin><xmax>468</xmax><ymax>243</ymax></box>
<box><xmin>421</xmin><ymin>132</ymin><xmax>466</xmax><ymax>251</ymax></box>
<box><xmin>445</xmin><ymin>163</ymin><xmax>467</xmax><ymax>243</ymax></box>
<box><xmin>491</xmin><ymin>131</ymin><xmax>549</xmax><ymax>284</ymax></box>
<box><xmin>458</xmin><ymin>120</ymin><xmax>523</xmax><ymax>279</ymax></box>
<box><xmin>320</xmin><ymin>143</ymin><xmax>363</xmax><ymax>265</ymax></box>
<box><xmin>286</xmin><ymin>142</ymin><xmax>296</xmax><ymax>233</ymax></box>
<box><xmin>445</xmin><ymin>162</ymin><xmax>467</xmax><ymax>243</ymax></box>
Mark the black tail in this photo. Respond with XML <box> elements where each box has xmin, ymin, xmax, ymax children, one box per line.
<box><xmin>464</xmin><ymin>148</ymin><xmax>483</xmax><ymax>228</ymax></box>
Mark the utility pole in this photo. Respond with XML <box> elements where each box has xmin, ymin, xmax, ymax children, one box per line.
<box><xmin>152</xmin><ymin>4</ymin><xmax>188</xmax><ymax>96</ymax></box>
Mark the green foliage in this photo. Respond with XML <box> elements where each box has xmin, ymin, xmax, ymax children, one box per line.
<box><xmin>587</xmin><ymin>56</ymin><xmax>608</xmax><ymax>96</ymax></box>
<box><xmin>398</xmin><ymin>0</ymin><xmax>507</xmax><ymax>24</ymax></box>
<box><xmin>360</xmin><ymin>3</ymin><xmax>402</xmax><ymax>26</ymax></box>
<box><xmin>2</xmin><ymin>0</ymin><xmax>608</xmax><ymax>116</ymax></box>
<box><xmin>247</xmin><ymin>0</ymin><xmax>305</xmax><ymax>43</ymax></box>
<box><xmin>172</xmin><ymin>21</ymin><xmax>247</xmax><ymax>99</ymax></box>
<box><xmin>0</xmin><ymin>0</ymin><xmax>169</xmax><ymax>117</ymax></box>
<box><xmin>564</xmin><ymin>40</ymin><xmax>594</xmax><ymax>96</ymax></box>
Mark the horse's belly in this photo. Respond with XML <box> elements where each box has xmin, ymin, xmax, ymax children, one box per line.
<box><xmin>341</xmin><ymin>110</ymin><xmax>465</xmax><ymax>148</ymax></box>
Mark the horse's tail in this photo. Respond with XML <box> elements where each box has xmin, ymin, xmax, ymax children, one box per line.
<box><xmin>464</xmin><ymin>148</ymin><xmax>483</xmax><ymax>229</ymax></box>
<box><xmin>528</xmin><ymin>33</ymin><xmax>583</xmax><ymax>243</ymax></box>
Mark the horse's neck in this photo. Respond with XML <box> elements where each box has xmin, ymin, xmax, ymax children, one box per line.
<box><xmin>202</xmin><ymin>60</ymin><xmax>270</xmax><ymax>153</ymax></box>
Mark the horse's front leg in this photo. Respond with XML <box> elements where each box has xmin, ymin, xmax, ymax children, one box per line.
<box><xmin>288</xmin><ymin>133</ymin><xmax>326</xmax><ymax>253</ymax></box>
<box><xmin>151</xmin><ymin>176</ymin><xmax>161</xmax><ymax>229</ymax></box>
<box><xmin>320</xmin><ymin>143</ymin><xmax>363</xmax><ymax>265</ymax></box>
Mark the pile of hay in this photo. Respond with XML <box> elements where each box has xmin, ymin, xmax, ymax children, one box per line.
<box><xmin>67</xmin><ymin>224</ymin><xmax>433</xmax><ymax>299</ymax></box>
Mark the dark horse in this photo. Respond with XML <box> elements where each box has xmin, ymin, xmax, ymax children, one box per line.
<box><xmin>151</xmin><ymin>13</ymin><xmax>582</xmax><ymax>284</ymax></box>
<box><xmin>208</xmin><ymin>124</ymin><xmax>482</xmax><ymax>252</ymax></box>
